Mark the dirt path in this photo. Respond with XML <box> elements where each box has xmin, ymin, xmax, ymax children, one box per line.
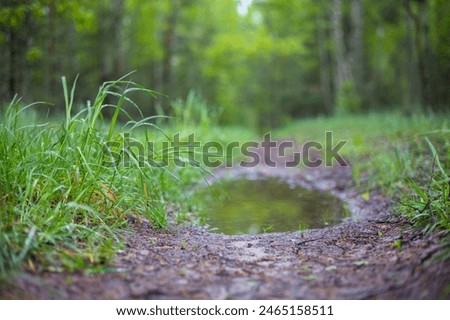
<box><xmin>2</xmin><ymin>147</ymin><xmax>449</xmax><ymax>299</ymax></box>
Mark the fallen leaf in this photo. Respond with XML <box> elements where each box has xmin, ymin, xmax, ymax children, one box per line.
<box><xmin>362</xmin><ymin>191</ymin><xmax>370</xmax><ymax>201</ymax></box>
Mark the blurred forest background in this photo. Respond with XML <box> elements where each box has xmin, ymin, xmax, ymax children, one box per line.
<box><xmin>1</xmin><ymin>0</ymin><xmax>449</xmax><ymax>128</ymax></box>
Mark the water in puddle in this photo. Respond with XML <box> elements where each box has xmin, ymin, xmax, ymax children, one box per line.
<box><xmin>200</xmin><ymin>178</ymin><xmax>348</xmax><ymax>235</ymax></box>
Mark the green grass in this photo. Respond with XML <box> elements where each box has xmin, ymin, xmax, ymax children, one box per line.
<box><xmin>0</xmin><ymin>77</ymin><xmax>185</xmax><ymax>275</ymax></box>
<box><xmin>0</xmin><ymin>78</ymin><xmax>258</xmax><ymax>276</ymax></box>
<box><xmin>275</xmin><ymin>112</ymin><xmax>450</xmax><ymax>236</ymax></box>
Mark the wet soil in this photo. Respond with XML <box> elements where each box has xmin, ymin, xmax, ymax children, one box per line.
<box><xmin>1</xmin><ymin>143</ymin><xmax>449</xmax><ymax>299</ymax></box>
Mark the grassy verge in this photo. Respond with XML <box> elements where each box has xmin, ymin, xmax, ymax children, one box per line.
<box><xmin>0</xmin><ymin>80</ymin><xmax>257</xmax><ymax>277</ymax></box>
<box><xmin>276</xmin><ymin>112</ymin><xmax>449</xmax><ymax>247</ymax></box>
<box><xmin>0</xmin><ymin>79</ymin><xmax>171</xmax><ymax>275</ymax></box>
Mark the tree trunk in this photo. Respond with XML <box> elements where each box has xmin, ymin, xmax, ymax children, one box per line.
<box><xmin>0</xmin><ymin>31</ymin><xmax>7</xmax><ymax>102</ymax></box>
<box><xmin>47</xmin><ymin>0</ymin><xmax>57</xmax><ymax>99</ymax></box>
<box><xmin>7</xmin><ymin>28</ymin><xmax>16</xmax><ymax>100</ymax></box>
<box><xmin>331</xmin><ymin>0</ymin><xmax>351</xmax><ymax>92</ymax></box>
<box><xmin>403</xmin><ymin>0</ymin><xmax>420</xmax><ymax>106</ymax></box>
<box><xmin>403</xmin><ymin>0</ymin><xmax>430</xmax><ymax>110</ymax></box>
<box><xmin>161</xmin><ymin>0</ymin><xmax>180</xmax><ymax>102</ymax></box>
<box><xmin>6</xmin><ymin>14</ymin><xmax>30</xmax><ymax>101</ymax></box>
<box><xmin>316</xmin><ymin>14</ymin><xmax>333</xmax><ymax>114</ymax></box>
<box><xmin>350</xmin><ymin>0</ymin><xmax>364</xmax><ymax>98</ymax></box>
<box><xmin>112</xmin><ymin>0</ymin><xmax>125</xmax><ymax>77</ymax></box>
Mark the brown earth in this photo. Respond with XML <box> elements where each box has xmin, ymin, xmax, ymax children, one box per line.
<box><xmin>1</xmin><ymin>145</ymin><xmax>449</xmax><ymax>299</ymax></box>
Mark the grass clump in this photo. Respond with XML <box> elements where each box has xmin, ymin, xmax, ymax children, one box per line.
<box><xmin>275</xmin><ymin>112</ymin><xmax>450</xmax><ymax>236</ymax></box>
<box><xmin>0</xmin><ymin>76</ymin><xmax>176</xmax><ymax>275</ymax></box>
<box><xmin>397</xmin><ymin>137</ymin><xmax>449</xmax><ymax>234</ymax></box>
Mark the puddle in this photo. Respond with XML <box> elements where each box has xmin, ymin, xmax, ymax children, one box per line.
<box><xmin>200</xmin><ymin>178</ymin><xmax>348</xmax><ymax>235</ymax></box>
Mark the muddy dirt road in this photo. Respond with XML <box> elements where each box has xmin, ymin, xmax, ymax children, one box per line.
<box><xmin>2</xmin><ymin>161</ymin><xmax>449</xmax><ymax>299</ymax></box>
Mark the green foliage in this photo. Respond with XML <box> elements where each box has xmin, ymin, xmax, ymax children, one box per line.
<box><xmin>0</xmin><ymin>77</ymin><xmax>196</xmax><ymax>275</ymax></box>
<box><xmin>336</xmin><ymin>81</ymin><xmax>361</xmax><ymax>115</ymax></box>
<box><xmin>276</xmin><ymin>112</ymin><xmax>450</xmax><ymax>237</ymax></box>
<box><xmin>429</xmin><ymin>0</ymin><xmax>450</xmax><ymax>62</ymax></box>
<box><xmin>398</xmin><ymin>138</ymin><xmax>449</xmax><ymax>233</ymax></box>
<box><xmin>126</xmin><ymin>0</ymin><xmax>165</xmax><ymax>65</ymax></box>
<box><xmin>170</xmin><ymin>91</ymin><xmax>222</xmax><ymax>129</ymax></box>
<box><xmin>2</xmin><ymin>0</ymin><xmax>449</xmax><ymax>122</ymax></box>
